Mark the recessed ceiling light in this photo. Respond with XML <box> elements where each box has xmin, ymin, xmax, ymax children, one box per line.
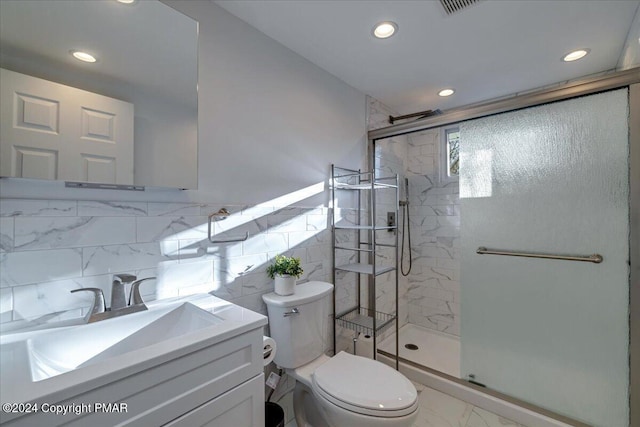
<box><xmin>563</xmin><ymin>49</ymin><xmax>590</xmax><ymax>62</ymax></box>
<box><xmin>373</xmin><ymin>21</ymin><xmax>398</xmax><ymax>39</ymax></box>
<box><xmin>71</xmin><ymin>51</ymin><xmax>97</xmax><ymax>63</ymax></box>
<box><xmin>438</xmin><ymin>88</ymin><xmax>455</xmax><ymax>97</ymax></box>
<box><xmin>116</xmin><ymin>0</ymin><xmax>137</xmax><ymax>4</ymax></box>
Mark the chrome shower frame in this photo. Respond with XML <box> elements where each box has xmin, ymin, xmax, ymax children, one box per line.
<box><xmin>367</xmin><ymin>66</ymin><xmax>640</xmax><ymax>427</ymax></box>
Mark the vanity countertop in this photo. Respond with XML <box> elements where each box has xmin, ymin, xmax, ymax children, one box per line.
<box><xmin>0</xmin><ymin>294</ymin><xmax>267</xmax><ymax>413</ymax></box>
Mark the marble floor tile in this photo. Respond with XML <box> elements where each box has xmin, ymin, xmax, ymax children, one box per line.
<box><xmin>413</xmin><ymin>387</ymin><xmax>473</xmax><ymax>427</ymax></box>
<box><xmin>464</xmin><ymin>407</ymin><xmax>524</xmax><ymax>427</ymax></box>
<box><xmin>278</xmin><ymin>382</ymin><xmax>525</xmax><ymax>427</ymax></box>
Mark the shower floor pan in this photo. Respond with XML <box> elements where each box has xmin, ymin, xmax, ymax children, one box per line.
<box><xmin>377</xmin><ymin>323</ymin><xmax>460</xmax><ymax>377</ymax></box>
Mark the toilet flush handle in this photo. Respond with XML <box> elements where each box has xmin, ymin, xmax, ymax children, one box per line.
<box><xmin>283</xmin><ymin>308</ymin><xmax>300</xmax><ymax>317</ymax></box>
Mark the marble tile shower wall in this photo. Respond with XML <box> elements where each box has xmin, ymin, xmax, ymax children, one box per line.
<box><xmin>368</xmin><ymin>96</ymin><xmax>461</xmax><ymax>337</ymax></box>
<box><xmin>406</xmin><ymin>130</ymin><xmax>461</xmax><ymax>336</ymax></box>
<box><xmin>368</xmin><ymin>97</ymin><xmax>410</xmax><ymax>332</ymax></box>
<box><xmin>0</xmin><ymin>199</ymin><xmax>333</xmax><ymax>327</ymax></box>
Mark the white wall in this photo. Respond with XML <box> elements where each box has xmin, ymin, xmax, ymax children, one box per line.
<box><xmin>0</xmin><ymin>0</ymin><xmax>366</xmax><ymax>324</ymax></box>
<box><xmin>168</xmin><ymin>0</ymin><xmax>366</xmax><ymax>204</ymax></box>
<box><xmin>0</xmin><ymin>0</ymin><xmax>366</xmax><ymax>203</ymax></box>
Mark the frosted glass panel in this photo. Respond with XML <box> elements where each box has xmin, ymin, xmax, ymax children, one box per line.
<box><xmin>460</xmin><ymin>89</ymin><xmax>629</xmax><ymax>427</ymax></box>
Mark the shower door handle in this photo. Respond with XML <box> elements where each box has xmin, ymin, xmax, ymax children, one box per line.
<box><xmin>283</xmin><ymin>308</ymin><xmax>300</xmax><ymax>317</ymax></box>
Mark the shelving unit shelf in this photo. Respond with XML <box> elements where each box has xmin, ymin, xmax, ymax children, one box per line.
<box><xmin>334</xmin><ymin>182</ymin><xmax>397</xmax><ymax>190</ymax></box>
<box><xmin>335</xmin><ymin>263</ymin><xmax>395</xmax><ymax>276</ymax></box>
<box><xmin>335</xmin><ymin>225</ymin><xmax>396</xmax><ymax>230</ymax></box>
<box><xmin>336</xmin><ymin>308</ymin><xmax>396</xmax><ymax>336</ymax></box>
<box><xmin>331</xmin><ymin>164</ymin><xmax>400</xmax><ymax>369</ymax></box>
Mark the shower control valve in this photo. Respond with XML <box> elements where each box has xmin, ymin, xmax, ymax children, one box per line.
<box><xmin>387</xmin><ymin>212</ymin><xmax>396</xmax><ymax>231</ymax></box>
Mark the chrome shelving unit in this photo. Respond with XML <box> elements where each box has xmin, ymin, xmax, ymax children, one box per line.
<box><xmin>331</xmin><ymin>164</ymin><xmax>399</xmax><ymax>369</ymax></box>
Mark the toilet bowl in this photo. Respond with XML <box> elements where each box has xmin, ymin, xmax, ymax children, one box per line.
<box><xmin>262</xmin><ymin>281</ymin><xmax>418</xmax><ymax>427</ymax></box>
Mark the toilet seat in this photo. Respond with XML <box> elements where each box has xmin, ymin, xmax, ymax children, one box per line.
<box><xmin>312</xmin><ymin>352</ymin><xmax>418</xmax><ymax>418</ymax></box>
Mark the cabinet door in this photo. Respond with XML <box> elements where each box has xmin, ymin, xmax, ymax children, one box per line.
<box><xmin>164</xmin><ymin>374</ymin><xmax>264</xmax><ymax>427</ymax></box>
<box><xmin>0</xmin><ymin>68</ymin><xmax>133</xmax><ymax>184</ymax></box>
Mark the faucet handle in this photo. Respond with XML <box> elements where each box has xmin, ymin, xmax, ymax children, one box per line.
<box><xmin>71</xmin><ymin>288</ymin><xmax>107</xmax><ymax>321</ymax></box>
<box><xmin>128</xmin><ymin>277</ymin><xmax>156</xmax><ymax>306</ymax></box>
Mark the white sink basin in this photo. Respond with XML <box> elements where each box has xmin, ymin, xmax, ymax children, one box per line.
<box><xmin>26</xmin><ymin>302</ymin><xmax>222</xmax><ymax>381</ymax></box>
<box><xmin>0</xmin><ymin>293</ymin><xmax>268</xmax><ymax>412</ymax></box>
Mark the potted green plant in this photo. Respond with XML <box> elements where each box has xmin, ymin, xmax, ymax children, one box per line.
<box><xmin>267</xmin><ymin>254</ymin><xmax>303</xmax><ymax>295</ymax></box>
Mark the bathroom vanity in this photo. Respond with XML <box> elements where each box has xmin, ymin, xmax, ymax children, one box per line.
<box><xmin>0</xmin><ymin>294</ymin><xmax>267</xmax><ymax>427</ymax></box>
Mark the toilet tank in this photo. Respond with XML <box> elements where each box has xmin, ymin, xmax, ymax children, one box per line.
<box><xmin>262</xmin><ymin>281</ymin><xmax>333</xmax><ymax>369</ymax></box>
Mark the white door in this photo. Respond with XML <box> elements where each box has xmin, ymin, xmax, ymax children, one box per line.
<box><xmin>0</xmin><ymin>68</ymin><xmax>134</xmax><ymax>184</ymax></box>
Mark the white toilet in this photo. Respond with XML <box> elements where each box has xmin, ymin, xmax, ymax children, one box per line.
<box><xmin>262</xmin><ymin>281</ymin><xmax>418</xmax><ymax>427</ymax></box>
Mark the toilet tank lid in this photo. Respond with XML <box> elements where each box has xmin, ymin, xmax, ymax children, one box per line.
<box><xmin>262</xmin><ymin>281</ymin><xmax>333</xmax><ymax>307</ymax></box>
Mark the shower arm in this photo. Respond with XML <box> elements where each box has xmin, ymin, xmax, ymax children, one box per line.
<box><xmin>389</xmin><ymin>109</ymin><xmax>442</xmax><ymax>125</ymax></box>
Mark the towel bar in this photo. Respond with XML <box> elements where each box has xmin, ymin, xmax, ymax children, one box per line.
<box><xmin>476</xmin><ymin>247</ymin><xmax>603</xmax><ymax>263</ymax></box>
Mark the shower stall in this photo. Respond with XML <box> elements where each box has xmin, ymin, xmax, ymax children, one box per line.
<box><xmin>367</xmin><ymin>70</ymin><xmax>640</xmax><ymax>427</ymax></box>
<box><xmin>373</xmin><ymin>124</ymin><xmax>463</xmax><ymax>378</ymax></box>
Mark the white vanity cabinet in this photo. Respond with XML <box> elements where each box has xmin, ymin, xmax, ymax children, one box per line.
<box><xmin>164</xmin><ymin>374</ymin><xmax>264</xmax><ymax>427</ymax></box>
<box><xmin>0</xmin><ymin>296</ymin><xmax>268</xmax><ymax>427</ymax></box>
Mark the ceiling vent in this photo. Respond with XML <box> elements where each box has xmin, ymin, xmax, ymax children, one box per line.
<box><xmin>439</xmin><ymin>0</ymin><xmax>481</xmax><ymax>15</ymax></box>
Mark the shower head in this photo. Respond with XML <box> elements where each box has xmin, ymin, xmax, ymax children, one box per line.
<box><xmin>404</xmin><ymin>177</ymin><xmax>410</xmax><ymax>202</ymax></box>
<box><xmin>399</xmin><ymin>177</ymin><xmax>410</xmax><ymax>206</ymax></box>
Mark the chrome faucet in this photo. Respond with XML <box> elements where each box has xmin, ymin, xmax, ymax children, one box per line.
<box><xmin>70</xmin><ymin>275</ymin><xmax>156</xmax><ymax>323</ymax></box>
<box><xmin>111</xmin><ymin>274</ymin><xmax>137</xmax><ymax>311</ymax></box>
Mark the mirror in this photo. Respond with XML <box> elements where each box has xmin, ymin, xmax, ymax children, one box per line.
<box><xmin>0</xmin><ymin>0</ymin><xmax>198</xmax><ymax>189</ymax></box>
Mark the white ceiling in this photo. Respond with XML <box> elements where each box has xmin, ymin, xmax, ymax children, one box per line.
<box><xmin>216</xmin><ymin>0</ymin><xmax>640</xmax><ymax>115</ymax></box>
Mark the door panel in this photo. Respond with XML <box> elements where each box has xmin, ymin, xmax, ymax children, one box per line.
<box><xmin>460</xmin><ymin>89</ymin><xmax>629</xmax><ymax>427</ymax></box>
<box><xmin>0</xmin><ymin>68</ymin><xmax>133</xmax><ymax>184</ymax></box>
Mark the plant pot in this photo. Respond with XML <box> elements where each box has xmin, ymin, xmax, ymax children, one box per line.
<box><xmin>274</xmin><ymin>274</ymin><xmax>296</xmax><ymax>296</ymax></box>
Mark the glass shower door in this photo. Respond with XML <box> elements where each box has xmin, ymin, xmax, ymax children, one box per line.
<box><xmin>460</xmin><ymin>89</ymin><xmax>629</xmax><ymax>427</ymax></box>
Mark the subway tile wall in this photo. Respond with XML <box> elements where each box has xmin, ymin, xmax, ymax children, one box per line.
<box><xmin>0</xmin><ymin>199</ymin><xmax>333</xmax><ymax>329</ymax></box>
<box><xmin>0</xmin><ymin>98</ymin><xmax>460</xmax><ymax>344</ymax></box>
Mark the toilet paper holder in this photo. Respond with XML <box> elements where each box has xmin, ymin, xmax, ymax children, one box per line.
<box><xmin>264</xmin><ymin>346</ymin><xmax>273</xmax><ymax>359</ymax></box>
<box><xmin>262</xmin><ymin>336</ymin><xmax>277</xmax><ymax>366</ymax></box>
